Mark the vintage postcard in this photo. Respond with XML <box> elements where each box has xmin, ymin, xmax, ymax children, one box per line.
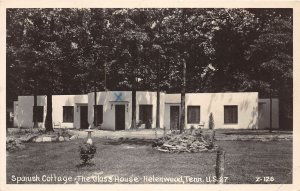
<box><xmin>0</xmin><ymin>0</ymin><xmax>299</xmax><ymax>191</ymax></box>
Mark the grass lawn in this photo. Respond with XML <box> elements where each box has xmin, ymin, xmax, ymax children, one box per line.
<box><xmin>6</xmin><ymin>138</ymin><xmax>292</xmax><ymax>184</ymax></box>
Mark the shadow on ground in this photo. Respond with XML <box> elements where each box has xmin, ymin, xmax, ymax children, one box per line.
<box><xmin>104</xmin><ymin>138</ymin><xmax>154</xmax><ymax>146</ymax></box>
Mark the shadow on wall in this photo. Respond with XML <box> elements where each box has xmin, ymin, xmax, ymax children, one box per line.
<box><xmin>37</xmin><ymin>96</ymin><xmax>46</xmax><ymax>106</ymax></box>
<box><xmin>17</xmin><ymin>108</ymin><xmax>26</xmax><ymax>128</ymax></box>
<box><xmin>65</xmin><ymin>97</ymin><xmax>72</xmax><ymax>106</ymax></box>
<box><xmin>247</xmin><ymin>106</ymin><xmax>258</xmax><ymax>129</ymax></box>
<box><xmin>74</xmin><ymin>95</ymin><xmax>84</xmax><ymax>103</ymax></box>
<box><xmin>137</xmin><ymin>91</ymin><xmax>154</xmax><ymax>105</ymax></box>
<box><xmin>206</xmin><ymin>93</ymin><xmax>217</xmax><ymax>114</ymax></box>
<box><xmin>206</xmin><ymin>93</ymin><xmax>232</xmax><ymax>114</ymax></box>
<box><xmin>64</xmin><ymin>95</ymin><xmax>86</xmax><ymax>107</ymax></box>
<box><xmin>240</xmin><ymin>93</ymin><xmax>256</xmax><ymax>111</ymax></box>
<box><xmin>136</xmin><ymin>91</ymin><xmax>155</xmax><ymax>125</ymax></box>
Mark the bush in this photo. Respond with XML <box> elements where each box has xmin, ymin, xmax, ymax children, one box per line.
<box><xmin>209</xmin><ymin>113</ymin><xmax>215</xmax><ymax>130</ymax></box>
<box><xmin>79</xmin><ymin>143</ymin><xmax>97</xmax><ymax>165</ymax></box>
<box><xmin>6</xmin><ymin>137</ymin><xmax>26</xmax><ymax>152</ymax></box>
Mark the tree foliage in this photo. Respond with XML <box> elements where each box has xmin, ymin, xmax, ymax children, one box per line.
<box><xmin>7</xmin><ymin>8</ymin><xmax>293</xmax><ymax>130</ymax></box>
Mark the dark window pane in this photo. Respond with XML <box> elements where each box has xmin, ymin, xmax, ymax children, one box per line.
<box><xmin>187</xmin><ymin>106</ymin><xmax>200</xmax><ymax>124</ymax></box>
<box><xmin>224</xmin><ymin>105</ymin><xmax>238</xmax><ymax>124</ymax></box>
<box><xmin>63</xmin><ymin>106</ymin><xmax>74</xmax><ymax>122</ymax></box>
<box><xmin>33</xmin><ymin>106</ymin><xmax>43</xmax><ymax>122</ymax></box>
<box><xmin>94</xmin><ymin>105</ymin><xmax>103</xmax><ymax>125</ymax></box>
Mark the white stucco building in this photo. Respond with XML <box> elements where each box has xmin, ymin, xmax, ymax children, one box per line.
<box><xmin>13</xmin><ymin>91</ymin><xmax>279</xmax><ymax>130</ymax></box>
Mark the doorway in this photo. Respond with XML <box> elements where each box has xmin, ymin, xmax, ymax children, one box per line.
<box><xmin>139</xmin><ymin>105</ymin><xmax>153</xmax><ymax>129</ymax></box>
<box><xmin>80</xmin><ymin>106</ymin><xmax>89</xmax><ymax>129</ymax></box>
<box><xmin>170</xmin><ymin>106</ymin><xmax>180</xmax><ymax>130</ymax></box>
<box><xmin>115</xmin><ymin>105</ymin><xmax>125</xmax><ymax>130</ymax></box>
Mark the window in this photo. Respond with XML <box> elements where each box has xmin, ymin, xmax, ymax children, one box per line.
<box><xmin>187</xmin><ymin>106</ymin><xmax>200</xmax><ymax>124</ymax></box>
<box><xmin>63</xmin><ymin>106</ymin><xmax>74</xmax><ymax>122</ymax></box>
<box><xmin>32</xmin><ymin>106</ymin><xmax>43</xmax><ymax>122</ymax></box>
<box><xmin>224</xmin><ymin>105</ymin><xmax>238</xmax><ymax>124</ymax></box>
<box><xmin>94</xmin><ymin>105</ymin><xmax>103</xmax><ymax>126</ymax></box>
<box><xmin>139</xmin><ymin>105</ymin><xmax>153</xmax><ymax>124</ymax></box>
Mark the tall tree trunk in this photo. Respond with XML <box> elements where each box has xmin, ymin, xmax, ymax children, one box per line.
<box><xmin>131</xmin><ymin>90</ymin><xmax>137</xmax><ymax>129</ymax></box>
<box><xmin>33</xmin><ymin>94</ymin><xmax>38</xmax><ymax>130</ymax></box>
<box><xmin>180</xmin><ymin>58</ymin><xmax>186</xmax><ymax>134</ymax></box>
<box><xmin>156</xmin><ymin>58</ymin><xmax>160</xmax><ymax>130</ymax></box>
<box><xmin>131</xmin><ymin>41</ymin><xmax>140</xmax><ymax>130</ymax></box>
<box><xmin>269</xmin><ymin>93</ymin><xmax>273</xmax><ymax>133</ymax></box>
<box><xmin>45</xmin><ymin>94</ymin><xmax>53</xmax><ymax>132</ymax></box>
<box><xmin>94</xmin><ymin>72</ymin><xmax>97</xmax><ymax>127</ymax></box>
<box><xmin>131</xmin><ymin>53</ymin><xmax>137</xmax><ymax>129</ymax></box>
<box><xmin>156</xmin><ymin>91</ymin><xmax>160</xmax><ymax>128</ymax></box>
<box><xmin>179</xmin><ymin>9</ymin><xmax>187</xmax><ymax>134</ymax></box>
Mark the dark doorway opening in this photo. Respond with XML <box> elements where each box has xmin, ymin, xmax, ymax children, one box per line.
<box><xmin>115</xmin><ymin>105</ymin><xmax>125</xmax><ymax>131</ymax></box>
<box><xmin>170</xmin><ymin>106</ymin><xmax>180</xmax><ymax>130</ymax></box>
<box><xmin>139</xmin><ymin>105</ymin><xmax>153</xmax><ymax>129</ymax></box>
<box><xmin>80</xmin><ymin>106</ymin><xmax>89</xmax><ymax>129</ymax></box>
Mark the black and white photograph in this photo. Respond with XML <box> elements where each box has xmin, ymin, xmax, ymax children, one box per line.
<box><xmin>1</xmin><ymin>1</ymin><xmax>299</xmax><ymax>190</ymax></box>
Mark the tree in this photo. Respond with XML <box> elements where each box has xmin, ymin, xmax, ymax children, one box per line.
<box><xmin>7</xmin><ymin>8</ymin><xmax>292</xmax><ymax>131</ymax></box>
<box><xmin>245</xmin><ymin>9</ymin><xmax>292</xmax><ymax>130</ymax></box>
<box><xmin>161</xmin><ymin>9</ymin><xmax>218</xmax><ymax>133</ymax></box>
<box><xmin>111</xmin><ymin>9</ymin><xmax>150</xmax><ymax>129</ymax></box>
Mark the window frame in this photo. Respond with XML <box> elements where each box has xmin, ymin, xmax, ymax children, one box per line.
<box><xmin>63</xmin><ymin>106</ymin><xmax>74</xmax><ymax>123</ymax></box>
<box><xmin>187</xmin><ymin>105</ymin><xmax>201</xmax><ymax>124</ymax></box>
<box><xmin>224</xmin><ymin>105</ymin><xmax>238</xmax><ymax>124</ymax></box>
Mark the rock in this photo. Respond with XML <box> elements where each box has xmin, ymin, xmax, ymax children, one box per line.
<box><xmin>64</xmin><ymin>137</ymin><xmax>70</xmax><ymax>141</ymax></box>
<box><xmin>51</xmin><ymin>136</ymin><xmax>59</xmax><ymax>142</ymax></box>
<box><xmin>35</xmin><ymin>137</ymin><xmax>43</xmax><ymax>143</ymax></box>
<box><xmin>6</xmin><ymin>137</ymin><xmax>15</xmax><ymax>143</ymax></box>
<box><xmin>19</xmin><ymin>134</ymin><xmax>38</xmax><ymax>142</ymax></box>
<box><xmin>70</xmin><ymin>135</ymin><xmax>78</xmax><ymax>140</ymax></box>
<box><xmin>67</xmin><ymin>130</ymin><xmax>76</xmax><ymax>136</ymax></box>
<box><xmin>153</xmin><ymin>130</ymin><xmax>217</xmax><ymax>153</ymax></box>
<box><xmin>15</xmin><ymin>139</ymin><xmax>22</xmax><ymax>145</ymax></box>
<box><xmin>42</xmin><ymin>137</ymin><xmax>52</xmax><ymax>142</ymax></box>
<box><xmin>7</xmin><ymin>138</ymin><xmax>26</xmax><ymax>152</ymax></box>
<box><xmin>16</xmin><ymin>144</ymin><xmax>26</xmax><ymax>150</ymax></box>
<box><xmin>59</xmin><ymin>136</ymin><xmax>64</xmax><ymax>142</ymax></box>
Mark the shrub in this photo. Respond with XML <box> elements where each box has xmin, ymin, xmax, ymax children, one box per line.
<box><xmin>79</xmin><ymin>143</ymin><xmax>97</xmax><ymax>165</ymax></box>
<box><xmin>146</xmin><ymin>119</ymin><xmax>152</xmax><ymax>129</ymax></box>
<box><xmin>209</xmin><ymin>112</ymin><xmax>215</xmax><ymax>130</ymax></box>
<box><xmin>137</xmin><ymin>120</ymin><xmax>143</xmax><ymax>129</ymax></box>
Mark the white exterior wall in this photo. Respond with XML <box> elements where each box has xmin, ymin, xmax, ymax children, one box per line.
<box><xmin>88</xmin><ymin>91</ymin><xmax>132</xmax><ymax>130</ymax></box>
<box><xmin>186</xmin><ymin>92</ymin><xmax>258</xmax><ymax>129</ymax></box>
<box><xmin>88</xmin><ymin>91</ymin><xmax>165</xmax><ymax>130</ymax></box>
<box><xmin>15</xmin><ymin>94</ymin><xmax>88</xmax><ymax>129</ymax></box>
<box><xmin>258</xmin><ymin>98</ymin><xmax>279</xmax><ymax>129</ymax></box>
<box><xmin>15</xmin><ymin>96</ymin><xmax>47</xmax><ymax>128</ymax></box>
<box><xmin>13</xmin><ymin>101</ymin><xmax>18</xmax><ymax>127</ymax></box>
<box><xmin>136</xmin><ymin>91</ymin><xmax>165</xmax><ymax>129</ymax></box>
<box><xmin>52</xmin><ymin>95</ymin><xmax>88</xmax><ymax>129</ymax></box>
<box><xmin>159</xmin><ymin>93</ymin><xmax>166</xmax><ymax>128</ymax></box>
<box><xmin>15</xmin><ymin>91</ymin><xmax>279</xmax><ymax>130</ymax></box>
<box><xmin>164</xmin><ymin>92</ymin><xmax>259</xmax><ymax>129</ymax></box>
<box><xmin>164</xmin><ymin>94</ymin><xmax>181</xmax><ymax>130</ymax></box>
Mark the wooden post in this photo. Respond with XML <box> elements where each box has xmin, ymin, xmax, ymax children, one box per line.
<box><xmin>215</xmin><ymin>150</ymin><xmax>225</xmax><ymax>184</ymax></box>
<box><xmin>33</xmin><ymin>94</ymin><xmax>37</xmax><ymax>130</ymax></box>
<box><xmin>94</xmin><ymin>81</ymin><xmax>97</xmax><ymax>128</ymax></box>
<box><xmin>270</xmin><ymin>95</ymin><xmax>273</xmax><ymax>133</ymax></box>
<box><xmin>211</xmin><ymin>129</ymin><xmax>216</xmax><ymax>147</ymax></box>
